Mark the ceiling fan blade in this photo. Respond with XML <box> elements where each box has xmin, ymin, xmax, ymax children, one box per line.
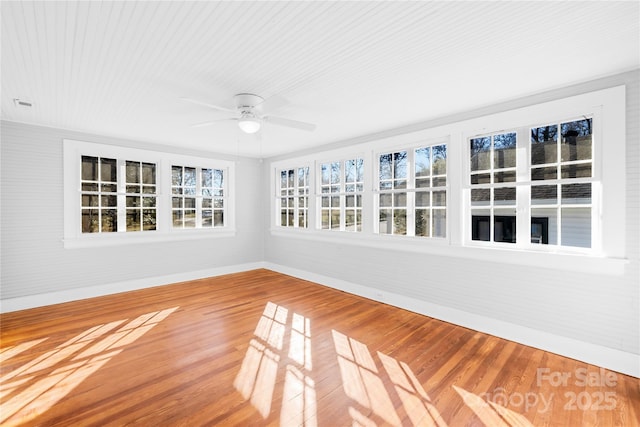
<box><xmin>181</xmin><ymin>97</ymin><xmax>237</xmax><ymax>114</ymax></box>
<box><xmin>263</xmin><ymin>115</ymin><xmax>316</xmax><ymax>132</ymax></box>
<box><xmin>191</xmin><ymin>118</ymin><xmax>236</xmax><ymax>128</ymax></box>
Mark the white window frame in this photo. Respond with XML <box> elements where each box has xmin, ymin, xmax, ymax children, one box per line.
<box><xmin>275</xmin><ymin>164</ymin><xmax>312</xmax><ymax>229</ymax></box>
<box><xmin>63</xmin><ymin>140</ymin><xmax>235</xmax><ymax>248</ymax></box>
<box><xmin>374</xmin><ymin>138</ymin><xmax>449</xmax><ymax>238</ymax></box>
<box><xmin>316</xmin><ymin>156</ymin><xmax>365</xmax><ymax>232</ymax></box>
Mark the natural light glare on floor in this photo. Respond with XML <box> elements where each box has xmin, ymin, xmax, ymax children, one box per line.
<box><xmin>332</xmin><ymin>329</ymin><xmax>449</xmax><ymax>427</ymax></box>
<box><xmin>0</xmin><ymin>307</ymin><xmax>178</xmax><ymax>427</ymax></box>
<box><xmin>234</xmin><ymin>302</ymin><xmax>317</xmax><ymax>426</ymax></box>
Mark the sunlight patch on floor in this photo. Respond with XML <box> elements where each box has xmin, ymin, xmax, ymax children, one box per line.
<box><xmin>234</xmin><ymin>302</ymin><xmax>317</xmax><ymax>426</ymax></box>
<box><xmin>0</xmin><ymin>306</ymin><xmax>179</xmax><ymax>426</ymax></box>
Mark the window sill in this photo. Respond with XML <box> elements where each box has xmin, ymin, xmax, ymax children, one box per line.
<box><xmin>269</xmin><ymin>228</ymin><xmax>628</xmax><ymax>276</ymax></box>
<box><xmin>64</xmin><ymin>229</ymin><xmax>236</xmax><ymax>249</ymax></box>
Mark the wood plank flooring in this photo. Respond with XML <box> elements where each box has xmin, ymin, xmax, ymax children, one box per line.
<box><xmin>1</xmin><ymin>269</ymin><xmax>638</xmax><ymax>426</ymax></box>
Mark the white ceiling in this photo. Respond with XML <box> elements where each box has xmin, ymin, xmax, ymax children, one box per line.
<box><xmin>2</xmin><ymin>1</ymin><xmax>638</xmax><ymax>158</ymax></box>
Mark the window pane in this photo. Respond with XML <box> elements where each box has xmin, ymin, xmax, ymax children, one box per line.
<box><xmin>432</xmin><ymin>177</ymin><xmax>447</xmax><ymax>187</ymax></box>
<box><xmin>321</xmin><ymin>210</ymin><xmax>329</xmax><ymax>229</ymax></box>
<box><xmin>561</xmin><ymin>183</ymin><xmax>591</xmax><ymax>204</ymax></box>
<box><xmin>280</xmin><ymin>170</ymin><xmax>287</xmax><ymax>188</ymax></box>
<box><xmin>561</xmin><ymin>118</ymin><xmax>592</xmax><ymax>162</ymax></box>
<box><xmin>82</xmin><ymin>209</ymin><xmax>99</xmax><ymax>233</ymax></box>
<box><xmin>379</xmin><ymin>194</ymin><xmax>392</xmax><ymax>207</ymax></box>
<box><xmin>493</xmin><ymin>133</ymin><xmax>516</xmax><ymax>169</ymax></box>
<box><xmin>82</xmin><ymin>194</ymin><xmax>98</xmax><ymax>207</ymax></box>
<box><xmin>379</xmin><ymin>209</ymin><xmax>392</xmax><ymax>234</ymax></box>
<box><xmin>126</xmin><ymin>196</ymin><xmax>140</xmax><ymax>207</ymax></box>
<box><xmin>532</xmin><ymin>208</ymin><xmax>558</xmax><ymax>245</ymax></box>
<box><xmin>561</xmin><ymin>207</ymin><xmax>591</xmax><ymax>248</ymax></box>
<box><xmin>345</xmin><ymin>210</ymin><xmax>356</xmax><ymax>232</ymax></box>
<box><xmin>394</xmin><ymin>152</ymin><xmax>408</xmax><ymax>179</ymax></box>
<box><xmin>415</xmin><ymin>209</ymin><xmax>430</xmax><ymax>237</ymax></box>
<box><xmin>355</xmin><ymin>158</ymin><xmax>364</xmax><ymax>182</ymax></box>
<box><xmin>471</xmin><ymin>212</ymin><xmax>490</xmax><ymax>241</ymax></box>
<box><xmin>494</xmin><ymin>187</ymin><xmax>516</xmax><ymax>205</ymax></box>
<box><xmin>531</xmin><ymin>166</ymin><xmax>557</xmax><ymax>181</ymax></box>
<box><xmin>202</xmin><ymin>210</ymin><xmax>212</xmax><ymax>227</ymax></box>
<box><xmin>321</xmin><ymin>163</ymin><xmax>330</xmax><ymax>185</ymax></box>
<box><xmin>494</xmin><ymin>171</ymin><xmax>516</xmax><ymax>183</ymax></box>
<box><xmin>288</xmin><ymin>169</ymin><xmax>295</xmax><ymax>187</ymax></box>
<box><xmin>142</xmin><ymin>163</ymin><xmax>156</xmax><ymax>185</ymax></box>
<box><xmin>470</xmin><ymin>173</ymin><xmax>491</xmax><ymax>185</ymax></box>
<box><xmin>202</xmin><ymin>168</ymin><xmax>213</xmax><ymax>187</ymax></box>
<box><xmin>331</xmin><ymin>210</ymin><xmax>340</xmax><ymax>229</ymax></box>
<box><xmin>126</xmin><ymin>161</ymin><xmax>140</xmax><ymax>183</ymax></box>
<box><xmin>393</xmin><ymin>209</ymin><xmax>407</xmax><ymax>235</ymax></box>
<box><xmin>330</xmin><ymin>162</ymin><xmax>340</xmax><ymax>184</ymax></box>
<box><xmin>415</xmin><ymin>147</ymin><xmax>431</xmax><ymax>177</ymax></box>
<box><xmin>126</xmin><ymin>210</ymin><xmax>141</xmax><ymax>231</ymax></box>
<box><xmin>184</xmin><ymin>167</ymin><xmax>196</xmax><ymax>187</ymax></box>
<box><xmin>101</xmin><ymin>209</ymin><xmax>117</xmax><ymax>232</ymax></box>
<box><xmin>184</xmin><ymin>210</ymin><xmax>196</xmax><ymax>228</ymax></box>
<box><xmin>531</xmin><ymin>125</ymin><xmax>558</xmax><ymax>165</ymax></box>
<box><xmin>433</xmin><ymin>209</ymin><xmax>446</xmax><ymax>238</ymax></box>
<box><xmin>494</xmin><ymin>210</ymin><xmax>516</xmax><ymax>243</ymax></box>
<box><xmin>101</xmin><ymin>195</ymin><xmax>117</xmax><ymax>207</ymax></box>
<box><xmin>394</xmin><ymin>193</ymin><xmax>406</xmax><ymax>207</ymax></box>
<box><xmin>298</xmin><ymin>167</ymin><xmax>307</xmax><ymax>187</ymax></box>
<box><xmin>433</xmin><ymin>191</ymin><xmax>446</xmax><ymax>207</ymax></box>
<box><xmin>100</xmin><ymin>158</ymin><xmax>117</xmax><ymax>182</ymax></box>
<box><xmin>81</xmin><ymin>156</ymin><xmax>98</xmax><ymax>181</ymax></box>
<box><xmin>172</xmin><ymin>166</ymin><xmax>182</xmax><ymax>186</ymax></box>
<box><xmin>471</xmin><ymin>189</ymin><xmax>490</xmax><ymax>206</ymax></box>
<box><xmin>214</xmin><ymin>211</ymin><xmax>224</xmax><ymax>227</ymax></box>
<box><xmin>561</xmin><ymin>163</ymin><xmax>591</xmax><ymax>179</ymax></box>
<box><xmin>432</xmin><ymin>145</ymin><xmax>447</xmax><ymax>175</ymax></box>
<box><xmin>415</xmin><ymin>192</ymin><xmax>430</xmax><ymax>207</ymax></box>
<box><xmin>532</xmin><ymin>185</ymin><xmax>557</xmax><ymax>205</ymax></box>
<box><xmin>173</xmin><ymin>211</ymin><xmax>183</xmax><ymax>227</ymax></box>
<box><xmin>379</xmin><ymin>154</ymin><xmax>392</xmax><ymax>180</ymax></box>
<box><xmin>470</xmin><ymin>137</ymin><xmax>491</xmax><ymax>171</ymax></box>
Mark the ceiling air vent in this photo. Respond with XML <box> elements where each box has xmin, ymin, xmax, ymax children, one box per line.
<box><xmin>13</xmin><ymin>98</ymin><xmax>33</xmax><ymax>108</ymax></box>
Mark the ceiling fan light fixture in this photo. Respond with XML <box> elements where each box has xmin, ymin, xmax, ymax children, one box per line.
<box><xmin>238</xmin><ymin>113</ymin><xmax>261</xmax><ymax>134</ymax></box>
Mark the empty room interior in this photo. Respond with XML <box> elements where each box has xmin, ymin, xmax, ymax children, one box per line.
<box><xmin>1</xmin><ymin>1</ymin><xmax>639</xmax><ymax>426</ymax></box>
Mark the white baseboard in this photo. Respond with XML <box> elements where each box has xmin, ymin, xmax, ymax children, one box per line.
<box><xmin>0</xmin><ymin>262</ymin><xmax>268</xmax><ymax>313</ymax></box>
<box><xmin>265</xmin><ymin>262</ymin><xmax>640</xmax><ymax>379</ymax></box>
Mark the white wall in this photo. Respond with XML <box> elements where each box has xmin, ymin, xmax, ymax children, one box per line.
<box><xmin>262</xmin><ymin>70</ymin><xmax>640</xmax><ymax>376</ymax></box>
<box><xmin>0</xmin><ymin>122</ymin><xmax>265</xmax><ymax>307</ymax></box>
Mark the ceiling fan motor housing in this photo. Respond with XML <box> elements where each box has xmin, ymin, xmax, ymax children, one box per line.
<box><xmin>234</xmin><ymin>93</ymin><xmax>264</xmax><ymax>113</ymax></box>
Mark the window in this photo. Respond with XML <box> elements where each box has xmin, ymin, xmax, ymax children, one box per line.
<box><xmin>319</xmin><ymin>158</ymin><xmax>364</xmax><ymax>231</ymax></box>
<box><xmin>377</xmin><ymin>142</ymin><xmax>447</xmax><ymax>237</ymax></box>
<box><xmin>467</xmin><ymin>118</ymin><xmax>595</xmax><ymax>249</ymax></box>
<box><xmin>80</xmin><ymin>156</ymin><xmax>157</xmax><ymax>233</ymax></box>
<box><xmin>469</xmin><ymin>132</ymin><xmax>517</xmax><ymax>243</ymax></box>
<box><xmin>278</xmin><ymin>166</ymin><xmax>310</xmax><ymax>228</ymax></box>
<box><xmin>64</xmin><ymin>139</ymin><xmax>234</xmax><ymax>247</ymax></box>
<box><xmin>530</xmin><ymin>118</ymin><xmax>593</xmax><ymax>248</ymax></box>
<box><xmin>172</xmin><ymin>166</ymin><xmax>225</xmax><ymax>229</ymax></box>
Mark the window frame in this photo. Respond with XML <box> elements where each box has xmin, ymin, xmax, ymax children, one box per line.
<box><xmin>374</xmin><ymin>138</ymin><xmax>449</xmax><ymax>238</ymax></box>
<box><xmin>316</xmin><ymin>156</ymin><xmax>365</xmax><ymax>232</ymax></box>
<box><xmin>64</xmin><ymin>139</ymin><xmax>235</xmax><ymax>248</ymax></box>
<box><xmin>275</xmin><ymin>164</ymin><xmax>311</xmax><ymax>229</ymax></box>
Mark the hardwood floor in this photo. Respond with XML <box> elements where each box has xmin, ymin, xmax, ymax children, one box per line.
<box><xmin>1</xmin><ymin>269</ymin><xmax>638</xmax><ymax>426</ymax></box>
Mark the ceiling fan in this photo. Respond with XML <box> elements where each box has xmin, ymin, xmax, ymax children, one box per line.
<box><xmin>182</xmin><ymin>93</ymin><xmax>316</xmax><ymax>134</ymax></box>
